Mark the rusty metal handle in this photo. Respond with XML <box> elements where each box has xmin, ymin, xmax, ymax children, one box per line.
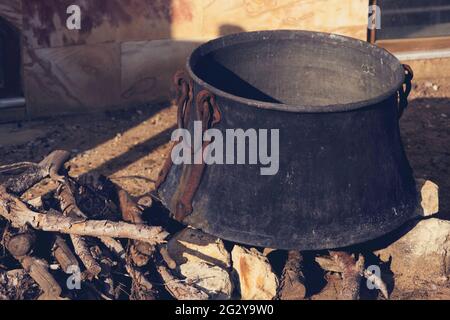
<box><xmin>155</xmin><ymin>71</ymin><xmax>194</xmax><ymax>190</ymax></box>
<box><xmin>398</xmin><ymin>64</ymin><xmax>414</xmax><ymax>118</ymax></box>
<box><xmin>172</xmin><ymin>90</ymin><xmax>221</xmax><ymax>222</ymax></box>
<box><xmin>173</xmin><ymin>70</ymin><xmax>193</xmax><ymax>129</ymax></box>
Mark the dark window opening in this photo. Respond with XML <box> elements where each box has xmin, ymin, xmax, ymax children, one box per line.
<box><xmin>0</xmin><ymin>17</ymin><xmax>22</xmax><ymax>99</ymax></box>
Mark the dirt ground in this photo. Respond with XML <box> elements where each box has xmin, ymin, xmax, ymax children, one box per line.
<box><xmin>0</xmin><ymin>73</ymin><xmax>449</xmax><ymax>300</ymax></box>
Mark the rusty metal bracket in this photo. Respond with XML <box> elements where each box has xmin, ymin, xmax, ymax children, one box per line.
<box><xmin>155</xmin><ymin>70</ymin><xmax>193</xmax><ymax>190</ymax></box>
<box><xmin>171</xmin><ymin>90</ymin><xmax>221</xmax><ymax>222</ymax></box>
<box><xmin>398</xmin><ymin>64</ymin><xmax>414</xmax><ymax>118</ymax></box>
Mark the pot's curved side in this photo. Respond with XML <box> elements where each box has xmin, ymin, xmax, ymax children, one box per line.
<box><xmin>157</xmin><ymin>30</ymin><xmax>418</xmax><ymax>250</ymax></box>
<box><xmin>158</xmin><ymin>87</ymin><xmax>418</xmax><ymax>250</ymax></box>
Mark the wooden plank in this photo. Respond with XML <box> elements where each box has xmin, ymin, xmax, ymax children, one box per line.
<box><xmin>0</xmin><ymin>0</ymin><xmax>22</xmax><ymax>30</ymax></box>
<box><xmin>23</xmin><ymin>43</ymin><xmax>121</xmax><ymax>118</ymax></box>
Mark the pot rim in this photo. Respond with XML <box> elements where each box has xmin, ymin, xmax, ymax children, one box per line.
<box><xmin>186</xmin><ymin>30</ymin><xmax>405</xmax><ymax>113</ymax></box>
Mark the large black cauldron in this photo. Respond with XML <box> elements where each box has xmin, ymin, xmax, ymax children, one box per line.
<box><xmin>157</xmin><ymin>30</ymin><xmax>418</xmax><ymax>250</ymax></box>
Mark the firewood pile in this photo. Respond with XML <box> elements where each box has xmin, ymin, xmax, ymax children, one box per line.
<box><xmin>0</xmin><ymin>151</ymin><xmax>445</xmax><ymax>300</ymax></box>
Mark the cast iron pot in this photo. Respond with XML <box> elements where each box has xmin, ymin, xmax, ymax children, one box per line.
<box><xmin>157</xmin><ymin>30</ymin><xmax>417</xmax><ymax>250</ymax></box>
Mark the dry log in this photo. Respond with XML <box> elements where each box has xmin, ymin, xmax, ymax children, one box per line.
<box><xmin>56</xmin><ymin>182</ymin><xmax>87</xmax><ymax>221</ymax></box>
<box><xmin>19</xmin><ymin>256</ymin><xmax>62</xmax><ymax>298</ymax></box>
<box><xmin>88</xmin><ymin>244</ymin><xmax>118</xmax><ymax>299</ymax></box>
<box><xmin>3</xmin><ymin>150</ymin><xmax>70</xmax><ymax>195</ymax></box>
<box><xmin>52</xmin><ymin>235</ymin><xmax>79</xmax><ymax>273</ymax></box>
<box><xmin>329</xmin><ymin>251</ymin><xmax>364</xmax><ymax>300</ymax></box>
<box><xmin>0</xmin><ymin>186</ymin><xmax>168</xmax><ymax>244</ymax></box>
<box><xmin>156</xmin><ymin>265</ymin><xmax>209</xmax><ymax>300</ymax></box>
<box><xmin>316</xmin><ymin>254</ymin><xmax>389</xmax><ymax>299</ymax></box>
<box><xmin>116</xmin><ymin>186</ymin><xmax>155</xmax><ymax>267</ymax></box>
<box><xmin>4</xmin><ymin>231</ymin><xmax>35</xmax><ymax>258</ymax></box>
<box><xmin>100</xmin><ymin>236</ymin><xmax>157</xmax><ymax>300</ymax></box>
<box><xmin>2</xmin><ymin>220</ymin><xmax>61</xmax><ymax>298</ymax></box>
<box><xmin>278</xmin><ymin>251</ymin><xmax>306</xmax><ymax>300</ymax></box>
<box><xmin>116</xmin><ymin>188</ymin><xmax>144</xmax><ymax>224</ymax></box>
<box><xmin>160</xmin><ymin>246</ymin><xmax>177</xmax><ymax>270</ymax></box>
<box><xmin>70</xmin><ymin>235</ymin><xmax>102</xmax><ymax>278</ymax></box>
<box><xmin>0</xmin><ymin>162</ymin><xmax>35</xmax><ymax>174</ymax></box>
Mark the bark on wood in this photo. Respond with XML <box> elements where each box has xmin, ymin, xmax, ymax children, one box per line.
<box><xmin>0</xmin><ymin>186</ymin><xmax>169</xmax><ymax>244</ymax></box>
<box><xmin>116</xmin><ymin>188</ymin><xmax>144</xmax><ymax>224</ymax></box>
<box><xmin>70</xmin><ymin>235</ymin><xmax>102</xmax><ymax>278</ymax></box>
<box><xmin>0</xmin><ymin>162</ymin><xmax>35</xmax><ymax>174</ymax></box>
<box><xmin>3</xmin><ymin>150</ymin><xmax>70</xmax><ymax>195</ymax></box>
<box><xmin>278</xmin><ymin>251</ymin><xmax>306</xmax><ymax>300</ymax></box>
<box><xmin>19</xmin><ymin>256</ymin><xmax>62</xmax><ymax>297</ymax></box>
<box><xmin>157</xmin><ymin>265</ymin><xmax>209</xmax><ymax>300</ymax></box>
<box><xmin>56</xmin><ymin>182</ymin><xmax>87</xmax><ymax>221</ymax></box>
<box><xmin>316</xmin><ymin>253</ymin><xmax>389</xmax><ymax>299</ymax></box>
<box><xmin>329</xmin><ymin>251</ymin><xmax>364</xmax><ymax>300</ymax></box>
<box><xmin>52</xmin><ymin>235</ymin><xmax>79</xmax><ymax>273</ymax></box>
<box><xmin>115</xmin><ymin>186</ymin><xmax>155</xmax><ymax>266</ymax></box>
<box><xmin>4</xmin><ymin>231</ymin><xmax>35</xmax><ymax>258</ymax></box>
<box><xmin>100</xmin><ymin>236</ymin><xmax>157</xmax><ymax>300</ymax></box>
<box><xmin>160</xmin><ymin>246</ymin><xmax>177</xmax><ymax>270</ymax></box>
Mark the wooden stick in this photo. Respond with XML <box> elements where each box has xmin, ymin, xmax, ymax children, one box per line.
<box><xmin>19</xmin><ymin>256</ymin><xmax>62</xmax><ymax>298</ymax></box>
<box><xmin>4</xmin><ymin>230</ymin><xmax>35</xmax><ymax>258</ymax></box>
<box><xmin>278</xmin><ymin>251</ymin><xmax>306</xmax><ymax>300</ymax></box>
<box><xmin>0</xmin><ymin>162</ymin><xmax>36</xmax><ymax>174</ymax></box>
<box><xmin>70</xmin><ymin>235</ymin><xmax>102</xmax><ymax>278</ymax></box>
<box><xmin>329</xmin><ymin>251</ymin><xmax>364</xmax><ymax>300</ymax></box>
<box><xmin>3</xmin><ymin>150</ymin><xmax>70</xmax><ymax>195</ymax></box>
<box><xmin>115</xmin><ymin>186</ymin><xmax>155</xmax><ymax>266</ymax></box>
<box><xmin>100</xmin><ymin>237</ymin><xmax>157</xmax><ymax>300</ymax></box>
<box><xmin>52</xmin><ymin>235</ymin><xmax>79</xmax><ymax>274</ymax></box>
<box><xmin>316</xmin><ymin>254</ymin><xmax>389</xmax><ymax>299</ymax></box>
<box><xmin>0</xmin><ymin>186</ymin><xmax>169</xmax><ymax>244</ymax></box>
<box><xmin>57</xmin><ymin>182</ymin><xmax>87</xmax><ymax>221</ymax></box>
